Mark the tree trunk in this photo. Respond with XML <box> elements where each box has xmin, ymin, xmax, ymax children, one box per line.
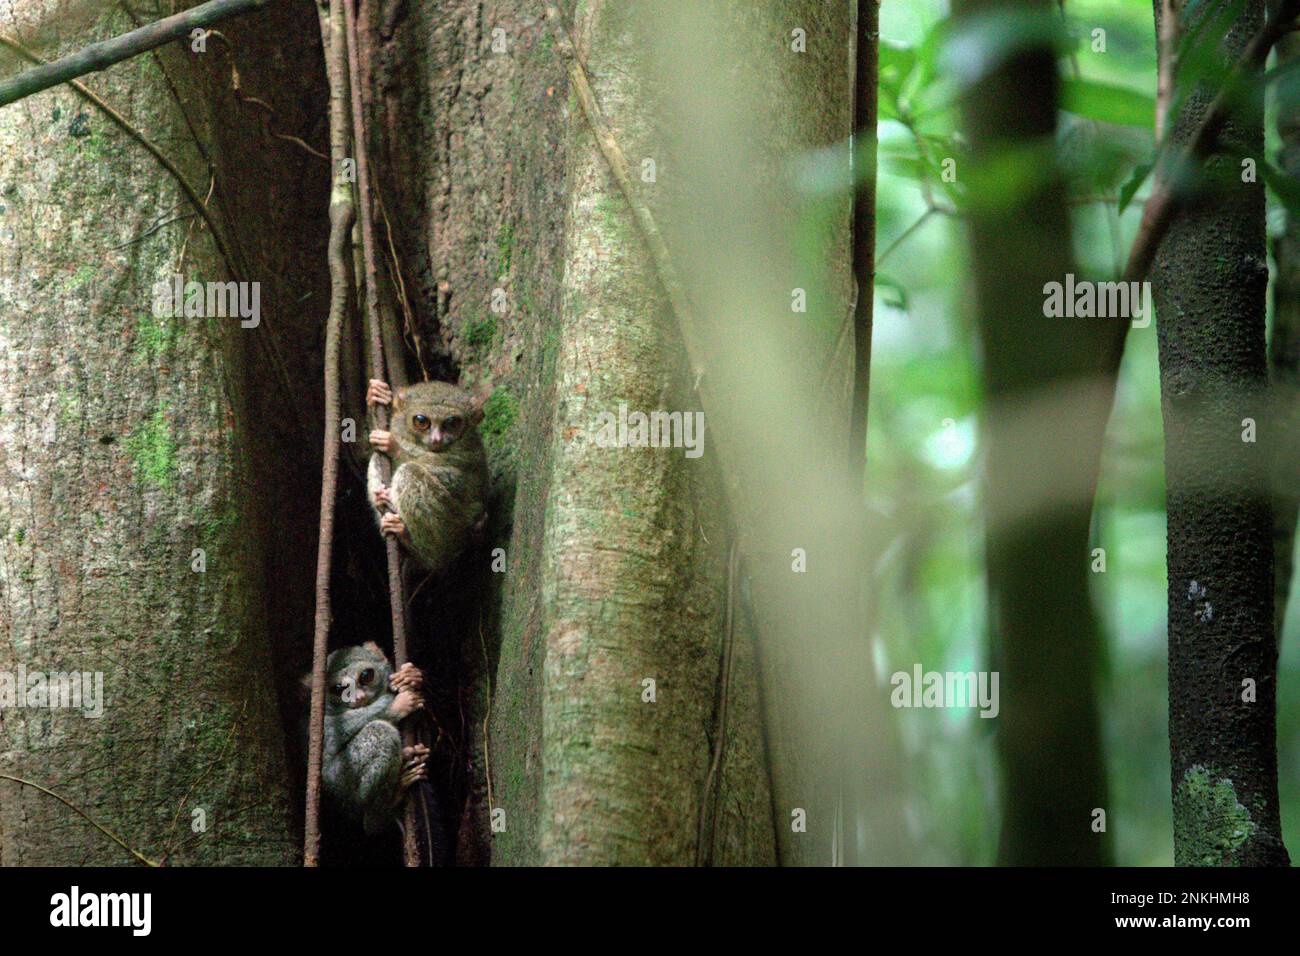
<box><xmin>955</xmin><ymin>0</ymin><xmax>1116</xmax><ymax>865</ymax></box>
<box><xmin>0</xmin><ymin>0</ymin><xmax>324</xmax><ymax>864</ymax></box>
<box><xmin>1271</xmin><ymin>9</ymin><xmax>1300</xmax><ymax>639</ymax></box>
<box><xmin>0</xmin><ymin>0</ymin><xmax>900</xmax><ymax>867</ymax></box>
<box><xmin>1151</xmin><ymin>0</ymin><xmax>1289</xmax><ymax>866</ymax></box>
<box><xmin>362</xmin><ymin>0</ymin><xmax>902</xmax><ymax>865</ymax></box>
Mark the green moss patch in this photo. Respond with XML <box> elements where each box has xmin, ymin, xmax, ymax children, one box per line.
<box><xmin>1173</xmin><ymin>765</ymin><xmax>1256</xmax><ymax>866</ymax></box>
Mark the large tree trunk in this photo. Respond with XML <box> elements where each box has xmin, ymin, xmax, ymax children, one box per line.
<box><xmin>364</xmin><ymin>0</ymin><xmax>901</xmax><ymax>865</ymax></box>
<box><xmin>1151</xmin><ymin>0</ymin><xmax>1289</xmax><ymax>866</ymax></box>
<box><xmin>955</xmin><ymin>0</ymin><xmax>1117</xmax><ymax>865</ymax></box>
<box><xmin>0</xmin><ymin>0</ymin><xmax>898</xmax><ymax>867</ymax></box>
<box><xmin>0</xmin><ymin>0</ymin><xmax>324</xmax><ymax>864</ymax></box>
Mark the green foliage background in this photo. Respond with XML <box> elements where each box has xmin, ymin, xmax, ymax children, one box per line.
<box><xmin>856</xmin><ymin>0</ymin><xmax>1299</xmax><ymax>864</ymax></box>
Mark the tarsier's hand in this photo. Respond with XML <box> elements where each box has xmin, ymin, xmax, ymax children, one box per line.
<box><xmin>366</xmin><ymin>379</ymin><xmax>393</xmax><ymax>407</ymax></box>
<box><xmin>380</xmin><ymin>512</ymin><xmax>406</xmax><ymax>537</ymax></box>
<box><xmin>370</xmin><ymin>429</ymin><xmax>397</xmax><ymax>454</ymax></box>
<box><xmin>374</xmin><ymin>487</ymin><xmax>393</xmax><ymax>510</ymax></box>
<box><xmin>390</xmin><ymin>662</ymin><xmax>423</xmax><ymax>693</ymax></box>
<box><xmin>391</xmin><ymin>688</ymin><xmax>424</xmax><ymax>721</ymax></box>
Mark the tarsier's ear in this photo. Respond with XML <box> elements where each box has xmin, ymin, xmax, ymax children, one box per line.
<box><xmin>393</xmin><ymin>388</ymin><xmax>408</xmax><ymax>412</ymax></box>
<box><xmin>361</xmin><ymin>640</ymin><xmax>389</xmax><ymax>664</ymax></box>
<box><xmin>298</xmin><ymin>670</ymin><xmax>314</xmax><ymax>704</ymax></box>
<box><xmin>467</xmin><ymin>387</ymin><xmax>490</xmax><ymax>426</ymax></box>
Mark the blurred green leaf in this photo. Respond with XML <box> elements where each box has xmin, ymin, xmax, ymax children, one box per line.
<box><xmin>961</xmin><ymin>140</ymin><xmax>1056</xmax><ymax>213</ymax></box>
<box><xmin>880</xmin><ymin>41</ymin><xmax>918</xmax><ymax>98</ymax></box>
<box><xmin>1262</xmin><ymin>162</ymin><xmax>1300</xmax><ymax>218</ymax></box>
<box><xmin>1063</xmin><ymin>78</ymin><xmax>1155</xmax><ymax>128</ymax></box>
<box><xmin>882</xmin><ymin>154</ymin><xmax>931</xmax><ymax>182</ymax></box>
<box><xmin>1119</xmin><ymin>161</ymin><xmax>1153</xmax><ymax>214</ymax></box>
<box><xmin>876</xmin><ymin>274</ymin><xmax>909</xmax><ymax>309</ymax></box>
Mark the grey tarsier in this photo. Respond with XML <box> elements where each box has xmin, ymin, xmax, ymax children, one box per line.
<box><xmin>311</xmin><ymin>642</ymin><xmax>429</xmax><ymax>834</ymax></box>
<box><xmin>366</xmin><ymin>378</ymin><xmax>489</xmax><ymax>573</ymax></box>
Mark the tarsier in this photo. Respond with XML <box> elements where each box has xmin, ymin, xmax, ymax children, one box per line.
<box><xmin>366</xmin><ymin>378</ymin><xmax>489</xmax><ymax>573</ymax></box>
<box><xmin>313</xmin><ymin>642</ymin><xmax>429</xmax><ymax>834</ymax></box>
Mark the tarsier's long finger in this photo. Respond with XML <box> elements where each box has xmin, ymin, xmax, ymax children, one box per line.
<box><xmin>380</xmin><ymin>514</ymin><xmax>406</xmax><ymax>536</ymax></box>
<box><xmin>394</xmin><ymin>690</ymin><xmax>424</xmax><ymax>715</ymax></box>
<box><xmin>394</xmin><ymin>663</ymin><xmax>423</xmax><ymax>690</ymax></box>
<box><xmin>366</xmin><ymin>379</ymin><xmax>392</xmax><ymax>406</ymax></box>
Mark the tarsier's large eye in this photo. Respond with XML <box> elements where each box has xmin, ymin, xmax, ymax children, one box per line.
<box><xmin>412</xmin><ymin>414</ymin><xmax>431</xmax><ymax>432</ymax></box>
<box><xmin>443</xmin><ymin>416</ymin><xmax>463</xmax><ymax>434</ymax></box>
<box><xmin>358</xmin><ymin>668</ymin><xmax>375</xmax><ymax>686</ymax></box>
<box><xmin>330</xmin><ymin>683</ymin><xmax>346</xmax><ymax>696</ymax></box>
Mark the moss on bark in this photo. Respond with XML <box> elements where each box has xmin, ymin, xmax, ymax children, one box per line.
<box><xmin>0</xmin><ymin>1</ymin><xmax>313</xmax><ymax>864</ymax></box>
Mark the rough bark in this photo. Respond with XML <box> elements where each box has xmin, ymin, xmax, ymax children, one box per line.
<box><xmin>1151</xmin><ymin>0</ymin><xmax>1289</xmax><ymax>866</ymax></box>
<box><xmin>0</xmin><ymin>0</ymin><xmax>325</xmax><ymax>864</ymax></box>
<box><xmin>363</xmin><ymin>0</ymin><xmax>892</xmax><ymax>865</ymax></box>
<box><xmin>955</xmin><ymin>0</ymin><xmax>1115</xmax><ymax>865</ymax></box>
<box><xmin>1271</xmin><ymin>12</ymin><xmax>1300</xmax><ymax>639</ymax></box>
<box><xmin>0</xmin><ymin>0</ymin><xmax>889</xmax><ymax>866</ymax></box>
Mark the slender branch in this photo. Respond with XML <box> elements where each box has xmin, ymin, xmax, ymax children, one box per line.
<box><xmin>343</xmin><ymin>0</ymin><xmax>420</xmax><ymax>867</ymax></box>
<box><xmin>849</xmin><ymin>0</ymin><xmax>880</xmax><ymax>489</ymax></box>
<box><xmin>1155</xmin><ymin>0</ymin><xmax>1178</xmax><ymax>140</ymax></box>
<box><xmin>696</xmin><ymin>538</ymin><xmax>739</xmax><ymax>866</ymax></box>
<box><xmin>543</xmin><ymin>5</ymin><xmax>709</xmax><ymax>395</ymax></box>
<box><xmin>0</xmin><ymin>774</ymin><xmax>159</xmax><ymax>866</ymax></box>
<box><xmin>817</xmin><ymin>280</ymin><xmax>859</xmax><ymax>408</ymax></box>
<box><xmin>0</xmin><ymin>30</ymin><xmax>309</xmax><ymax>444</ymax></box>
<box><xmin>1123</xmin><ymin>0</ymin><xmax>1300</xmax><ymax>284</ymax></box>
<box><xmin>0</xmin><ymin>0</ymin><xmax>274</xmax><ymax>108</ymax></box>
<box><xmin>304</xmin><ymin>0</ymin><xmax>354</xmax><ymax>869</ymax></box>
<box><xmin>881</xmin><ymin>208</ymin><xmax>937</xmax><ymax>269</ymax></box>
<box><xmin>376</xmin><ymin>187</ymin><xmax>429</xmax><ymax>379</ymax></box>
<box><xmin>479</xmin><ymin>615</ymin><xmax>496</xmax><ymax>825</ymax></box>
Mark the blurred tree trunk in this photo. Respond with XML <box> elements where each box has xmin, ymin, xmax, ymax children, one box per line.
<box><xmin>1151</xmin><ymin>0</ymin><xmax>1289</xmax><ymax>865</ymax></box>
<box><xmin>1271</xmin><ymin>9</ymin><xmax>1300</xmax><ymax>639</ymax></box>
<box><xmin>0</xmin><ymin>0</ymin><xmax>326</xmax><ymax>865</ymax></box>
<box><xmin>955</xmin><ymin>0</ymin><xmax>1115</xmax><ymax>865</ymax></box>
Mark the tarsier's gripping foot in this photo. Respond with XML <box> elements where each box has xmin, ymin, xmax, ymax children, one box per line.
<box><xmin>374</xmin><ymin>487</ymin><xmax>393</xmax><ymax>509</ymax></box>
<box><xmin>398</xmin><ymin>744</ymin><xmax>430</xmax><ymax>793</ymax></box>
<box><xmin>366</xmin><ymin>379</ymin><xmax>393</xmax><ymax>407</ymax></box>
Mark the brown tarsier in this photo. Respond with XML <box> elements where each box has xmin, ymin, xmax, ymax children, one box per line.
<box><xmin>366</xmin><ymin>379</ymin><xmax>489</xmax><ymax>574</ymax></box>
<box><xmin>310</xmin><ymin>642</ymin><xmax>429</xmax><ymax>834</ymax></box>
